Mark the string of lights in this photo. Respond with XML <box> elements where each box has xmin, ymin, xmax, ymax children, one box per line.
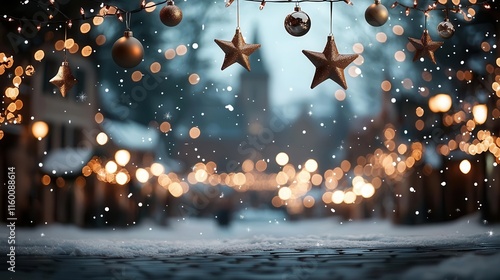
<box><xmin>390</xmin><ymin>0</ymin><xmax>491</xmax><ymax>19</ymax></box>
<box><xmin>1</xmin><ymin>0</ymin><xmax>170</xmax><ymax>29</ymax></box>
<box><xmin>0</xmin><ymin>0</ymin><xmax>494</xmax><ymax>90</ymax></box>
<box><xmin>1</xmin><ymin>0</ymin><xmax>492</xmax><ymax>37</ymax></box>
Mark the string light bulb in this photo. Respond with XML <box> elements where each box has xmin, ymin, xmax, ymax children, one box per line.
<box><xmin>259</xmin><ymin>0</ymin><xmax>266</xmax><ymax>10</ymax></box>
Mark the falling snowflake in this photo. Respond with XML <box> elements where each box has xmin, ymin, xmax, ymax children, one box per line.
<box><xmin>76</xmin><ymin>92</ymin><xmax>87</xmax><ymax>102</ymax></box>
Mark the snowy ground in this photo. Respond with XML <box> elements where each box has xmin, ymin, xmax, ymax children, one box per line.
<box><xmin>3</xmin><ymin>213</ymin><xmax>499</xmax><ymax>258</ymax></box>
<box><xmin>2</xmin><ymin>213</ymin><xmax>500</xmax><ymax>279</ymax></box>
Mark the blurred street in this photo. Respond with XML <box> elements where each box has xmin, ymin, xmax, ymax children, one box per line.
<box><xmin>1</xmin><ymin>1</ymin><xmax>500</xmax><ymax>279</ymax></box>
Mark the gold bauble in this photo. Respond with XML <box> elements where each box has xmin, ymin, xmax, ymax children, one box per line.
<box><xmin>365</xmin><ymin>1</ymin><xmax>389</xmax><ymax>27</ymax></box>
<box><xmin>111</xmin><ymin>30</ymin><xmax>144</xmax><ymax>68</ymax></box>
<box><xmin>159</xmin><ymin>1</ymin><xmax>183</xmax><ymax>27</ymax></box>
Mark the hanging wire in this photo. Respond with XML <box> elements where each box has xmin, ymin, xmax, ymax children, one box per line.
<box><xmin>237</xmin><ymin>0</ymin><xmax>240</xmax><ymax>29</ymax></box>
<box><xmin>329</xmin><ymin>0</ymin><xmax>333</xmax><ymax>36</ymax></box>
<box><xmin>0</xmin><ymin>0</ymin><xmax>492</xmax><ymax>31</ymax></box>
<box><xmin>423</xmin><ymin>12</ymin><xmax>427</xmax><ymax>30</ymax></box>
<box><xmin>126</xmin><ymin>11</ymin><xmax>131</xmax><ymax>30</ymax></box>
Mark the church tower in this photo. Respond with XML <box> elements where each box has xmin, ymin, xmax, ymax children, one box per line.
<box><xmin>238</xmin><ymin>28</ymin><xmax>270</xmax><ymax>135</ymax></box>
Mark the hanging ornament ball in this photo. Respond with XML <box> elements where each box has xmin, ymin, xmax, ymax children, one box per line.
<box><xmin>365</xmin><ymin>1</ymin><xmax>389</xmax><ymax>27</ymax></box>
<box><xmin>160</xmin><ymin>1</ymin><xmax>183</xmax><ymax>27</ymax></box>
<box><xmin>112</xmin><ymin>30</ymin><xmax>144</xmax><ymax>68</ymax></box>
<box><xmin>437</xmin><ymin>20</ymin><xmax>455</xmax><ymax>39</ymax></box>
<box><xmin>284</xmin><ymin>6</ymin><xmax>311</xmax><ymax>37</ymax></box>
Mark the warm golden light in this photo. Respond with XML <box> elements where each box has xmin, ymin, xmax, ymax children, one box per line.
<box><xmin>150</xmin><ymin>62</ymin><xmax>161</xmax><ymax>73</ymax></box>
<box><xmin>416</xmin><ymin>107</ymin><xmax>424</xmax><ymax>117</ymax></box>
<box><xmin>304</xmin><ymin>159</ymin><xmax>318</xmax><ymax>173</ymax></box>
<box><xmin>343</xmin><ymin>191</ymin><xmax>357</xmax><ymax>204</ymax></box>
<box><xmin>361</xmin><ymin>183</ymin><xmax>375</xmax><ymax>198</ymax></box>
<box><xmin>381</xmin><ymin>80</ymin><xmax>392</xmax><ymax>91</ymax></box>
<box><xmin>189</xmin><ymin>127</ymin><xmax>201</xmax><ymax>139</ymax></box>
<box><xmin>157</xmin><ymin>122</ymin><xmax>170</xmax><ymax>134</ymax></box>
<box><xmin>472</xmin><ymin>104</ymin><xmax>488</xmax><ymax>125</ymax></box>
<box><xmin>41</xmin><ymin>174</ymin><xmax>51</xmax><ymax>186</ymax></box>
<box><xmin>136</xmin><ymin>168</ymin><xmax>150</xmax><ymax>183</ymax></box>
<box><xmin>81</xmin><ymin>45</ymin><xmax>92</xmax><ymax>57</ymax></box>
<box><xmin>303</xmin><ymin>195</ymin><xmax>315</xmax><ymax>208</ymax></box>
<box><xmin>151</xmin><ymin>163</ymin><xmax>165</xmax><ymax>176</ymax></box>
<box><xmin>34</xmin><ymin>50</ymin><xmax>45</xmax><ymax>61</ymax></box>
<box><xmin>331</xmin><ymin>190</ymin><xmax>344</xmax><ymax>204</ymax></box>
<box><xmin>459</xmin><ymin>159</ymin><xmax>472</xmax><ymax>174</ymax></box>
<box><xmin>168</xmin><ymin>182</ymin><xmax>183</xmax><ymax>197</ymax></box>
<box><xmin>131</xmin><ymin>71</ymin><xmax>143</xmax><ymax>82</ymax></box>
<box><xmin>32</xmin><ymin>121</ymin><xmax>49</xmax><ymax>139</ymax></box>
<box><xmin>115</xmin><ymin>171</ymin><xmax>129</xmax><ymax>185</ymax></box>
<box><xmin>428</xmin><ymin>94</ymin><xmax>452</xmax><ymax>113</ymax></box>
<box><xmin>176</xmin><ymin>45</ymin><xmax>188</xmax><ymax>56</ymax></box>
<box><xmin>334</xmin><ymin>89</ymin><xmax>346</xmax><ymax>101</ymax></box>
<box><xmin>278</xmin><ymin>187</ymin><xmax>292</xmax><ymax>200</ymax></box>
<box><xmin>255</xmin><ymin>160</ymin><xmax>267</xmax><ymax>172</ymax></box>
<box><xmin>376</xmin><ymin>32</ymin><xmax>387</xmax><ymax>43</ymax></box>
<box><xmin>105</xmin><ymin>161</ymin><xmax>118</xmax><ymax>174</ymax></box>
<box><xmin>165</xmin><ymin>49</ymin><xmax>176</xmax><ymax>60</ymax></box>
<box><xmin>195</xmin><ymin>169</ymin><xmax>208</xmax><ymax>182</ymax></box>
<box><xmin>115</xmin><ymin>150</ymin><xmax>130</xmax><ymax>166</ymax></box>
<box><xmin>96</xmin><ymin>132</ymin><xmax>108</xmax><ymax>145</ymax></box>
<box><xmin>94</xmin><ymin>112</ymin><xmax>104</xmax><ymax>124</ymax></box>
<box><xmin>188</xmin><ymin>73</ymin><xmax>200</xmax><ymax>85</ymax></box>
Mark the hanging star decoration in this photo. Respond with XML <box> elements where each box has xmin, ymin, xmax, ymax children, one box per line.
<box><xmin>49</xmin><ymin>61</ymin><xmax>77</xmax><ymax>97</ymax></box>
<box><xmin>302</xmin><ymin>36</ymin><xmax>358</xmax><ymax>90</ymax></box>
<box><xmin>408</xmin><ymin>29</ymin><xmax>443</xmax><ymax>64</ymax></box>
<box><xmin>214</xmin><ymin>29</ymin><xmax>260</xmax><ymax>71</ymax></box>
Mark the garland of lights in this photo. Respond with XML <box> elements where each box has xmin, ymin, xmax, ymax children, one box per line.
<box><xmin>0</xmin><ymin>0</ymin><xmax>493</xmax><ymax>94</ymax></box>
<box><xmin>1</xmin><ymin>1</ymin><xmax>498</xmax><ymax>208</ymax></box>
<box><xmin>390</xmin><ymin>0</ymin><xmax>492</xmax><ymax>63</ymax></box>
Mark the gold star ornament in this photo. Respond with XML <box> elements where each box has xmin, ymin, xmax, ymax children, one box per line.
<box><xmin>49</xmin><ymin>61</ymin><xmax>77</xmax><ymax>97</ymax></box>
<box><xmin>214</xmin><ymin>29</ymin><xmax>261</xmax><ymax>71</ymax></box>
<box><xmin>302</xmin><ymin>36</ymin><xmax>358</xmax><ymax>90</ymax></box>
<box><xmin>408</xmin><ymin>29</ymin><xmax>444</xmax><ymax>64</ymax></box>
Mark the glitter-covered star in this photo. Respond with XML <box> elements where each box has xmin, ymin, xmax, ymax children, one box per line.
<box><xmin>49</xmin><ymin>61</ymin><xmax>77</xmax><ymax>97</ymax></box>
<box><xmin>214</xmin><ymin>29</ymin><xmax>260</xmax><ymax>71</ymax></box>
<box><xmin>302</xmin><ymin>36</ymin><xmax>358</xmax><ymax>89</ymax></box>
<box><xmin>408</xmin><ymin>29</ymin><xmax>443</xmax><ymax>64</ymax></box>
